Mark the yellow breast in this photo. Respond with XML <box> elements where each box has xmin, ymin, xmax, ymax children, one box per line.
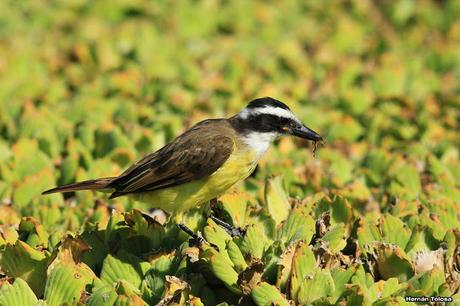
<box><xmin>132</xmin><ymin>144</ymin><xmax>258</xmax><ymax>214</ymax></box>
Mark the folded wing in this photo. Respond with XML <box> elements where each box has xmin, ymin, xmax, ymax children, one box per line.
<box><xmin>108</xmin><ymin>121</ymin><xmax>234</xmax><ymax>198</ymax></box>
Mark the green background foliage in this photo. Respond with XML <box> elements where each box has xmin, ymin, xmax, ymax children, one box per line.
<box><xmin>0</xmin><ymin>0</ymin><xmax>459</xmax><ymax>305</ymax></box>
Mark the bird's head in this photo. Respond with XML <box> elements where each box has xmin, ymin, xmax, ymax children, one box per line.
<box><xmin>230</xmin><ymin>97</ymin><xmax>322</xmax><ymax>155</ymax></box>
<box><xmin>232</xmin><ymin>97</ymin><xmax>322</xmax><ymax>140</ymax></box>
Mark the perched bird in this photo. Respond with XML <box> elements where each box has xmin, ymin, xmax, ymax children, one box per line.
<box><xmin>43</xmin><ymin>97</ymin><xmax>322</xmax><ymax>217</ymax></box>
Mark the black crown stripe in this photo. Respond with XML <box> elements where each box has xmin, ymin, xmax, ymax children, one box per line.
<box><xmin>246</xmin><ymin>97</ymin><xmax>290</xmax><ymax>110</ymax></box>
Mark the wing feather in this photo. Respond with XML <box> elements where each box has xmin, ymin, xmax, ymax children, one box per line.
<box><xmin>108</xmin><ymin>120</ymin><xmax>234</xmax><ymax>198</ymax></box>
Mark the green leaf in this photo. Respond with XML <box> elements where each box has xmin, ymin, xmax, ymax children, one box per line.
<box><xmin>207</xmin><ymin>249</ymin><xmax>240</xmax><ymax>294</ymax></box>
<box><xmin>87</xmin><ymin>285</ymin><xmax>118</xmax><ymax>306</ymax></box>
<box><xmin>80</xmin><ymin>227</ymin><xmax>109</xmax><ymax>272</ymax></box>
<box><xmin>277</xmin><ymin>210</ymin><xmax>315</xmax><ymax>246</ymax></box>
<box><xmin>276</xmin><ymin>241</ymin><xmax>297</xmax><ymax>292</ymax></box>
<box><xmin>251</xmin><ymin>282</ymin><xmax>290</xmax><ymax>306</ymax></box>
<box><xmin>374</xmin><ymin>243</ymin><xmax>414</xmax><ymax>282</ymax></box>
<box><xmin>330</xmin><ymin>197</ymin><xmax>353</xmax><ymax>226</ymax></box>
<box><xmin>1</xmin><ymin>241</ymin><xmax>48</xmax><ymax>296</ymax></box>
<box><xmin>122</xmin><ymin>209</ymin><xmax>165</xmax><ymax>252</ymax></box>
<box><xmin>10</xmin><ymin>139</ymin><xmax>53</xmax><ymax>180</ymax></box>
<box><xmin>390</xmin><ymin>164</ymin><xmax>421</xmax><ymax>200</ymax></box>
<box><xmin>114</xmin><ymin>280</ymin><xmax>148</xmax><ymax>306</ymax></box>
<box><xmin>13</xmin><ymin>168</ymin><xmax>55</xmax><ymax>207</ymax></box>
<box><xmin>264</xmin><ymin>175</ymin><xmax>290</xmax><ymax>226</ymax></box>
<box><xmin>330</xmin><ymin>266</ymin><xmax>358</xmax><ymax>302</ymax></box>
<box><xmin>59</xmin><ymin>153</ymin><xmax>79</xmax><ymax>185</ymax></box>
<box><xmin>100</xmin><ymin>250</ymin><xmax>150</xmax><ymax>289</ymax></box>
<box><xmin>203</xmin><ymin>218</ymin><xmax>232</xmax><ymax>259</ymax></box>
<box><xmin>321</xmin><ymin>223</ymin><xmax>347</xmax><ymax>252</ymax></box>
<box><xmin>17</xmin><ymin>217</ymin><xmax>49</xmax><ymax>249</ymax></box>
<box><xmin>44</xmin><ymin>264</ymin><xmax>88</xmax><ymax>306</ymax></box>
<box><xmin>380</xmin><ymin>214</ymin><xmax>411</xmax><ymax>249</ymax></box>
<box><xmin>357</xmin><ymin>218</ymin><xmax>383</xmax><ymax>251</ymax></box>
<box><xmin>377</xmin><ymin>277</ymin><xmax>407</xmax><ymax>299</ymax></box>
<box><xmin>326</xmin><ymin>116</ymin><xmax>363</xmax><ymax>143</ymax></box>
<box><xmin>297</xmin><ymin>270</ymin><xmax>335</xmax><ymax>305</ymax></box>
<box><xmin>290</xmin><ymin>242</ymin><xmax>317</xmax><ymax>300</ymax></box>
<box><xmin>0</xmin><ymin>278</ymin><xmax>38</xmax><ymax>306</ymax></box>
<box><xmin>105</xmin><ymin>210</ymin><xmax>129</xmax><ymax>251</ymax></box>
<box><xmin>408</xmin><ymin>266</ymin><xmax>445</xmax><ymax>296</ymax></box>
<box><xmin>143</xmin><ymin>252</ymin><xmax>177</xmax><ymax>303</ymax></box>
<box><xmin>219</xmin><ymin>192</ymin><xmax>251</xmax><ymax>227</ymax></box>
<box><xmin>240</xmin><ymin>224</ymin><xmax>267</xmax><ymax>259</ymax></box>
<box><xmin>226</xmin><ymin>240</ymin><xmax>247</xmax><ymax>272</ymax></box>
<box><xmin>44</xmin><ymin>236</ymin><xmax>97</xmax><ymax>306</ymax></box>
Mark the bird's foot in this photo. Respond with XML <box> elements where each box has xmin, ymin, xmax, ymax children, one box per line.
<box><xmin>210</xmin><ymin>215</ymin><xmax>246</xmax><ymax>238</ymax></box>
<box><xmin>177</xmin><ymin>223</ymin><xmax>206</xmax><ymax>247</ymax></box>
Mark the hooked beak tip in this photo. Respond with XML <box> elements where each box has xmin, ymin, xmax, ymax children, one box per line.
<box><xmin>292</xmin><ymin>124</ymin><xmax>323</xmax><ymax>142</ymax></box>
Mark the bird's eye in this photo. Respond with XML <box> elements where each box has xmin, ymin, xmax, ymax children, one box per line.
<box><xmin>280</xmin><ymin>126</ymin><xmax>290</xmax><ymax>132</ymax></box>
<box><xmin>278</xmin><ymin>118</ymin><xmax>291</xmax><ymax>132</ymax></box>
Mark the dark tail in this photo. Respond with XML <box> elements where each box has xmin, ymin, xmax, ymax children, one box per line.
<box><xmin>42</xmin><ymin>177</ymin><xmax>116</xmax><ymax>195</ymax></box>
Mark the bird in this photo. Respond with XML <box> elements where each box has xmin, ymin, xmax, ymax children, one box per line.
<box><xmin>43</xmin><ymin>97</ymin><xmax>322</xmax><ymax>218</ymax></box>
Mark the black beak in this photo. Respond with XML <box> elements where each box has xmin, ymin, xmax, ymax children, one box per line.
<box><xmin>291</xmin><ymin>124</ymin><xmax>322</xmax><ymax>142</ymax></box>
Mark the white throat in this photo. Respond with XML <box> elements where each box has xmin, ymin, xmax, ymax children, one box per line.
<box><xmin>241</xmin><ymin>131</ymin><xmax>279</xmax><ymax>158</ymax></box>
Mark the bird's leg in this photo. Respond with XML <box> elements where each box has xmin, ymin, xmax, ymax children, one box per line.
<box><xmin>176</xmin><ymin>224</ymin><xmax>206</xmax><ymax>247</ymax></box>
<box><xmin>209</xmin><ymin>215</ymin><xmax>246</xmax><ymax>238</ymax></box>
<box><xmin>208</xmin><ymin>198</ymin><xmax>246</xmax><ymax>238</ymax></box>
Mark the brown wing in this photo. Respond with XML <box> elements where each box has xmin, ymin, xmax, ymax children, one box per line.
<box><xmin>108</xmin><ymin>120</ymin><xmax>234</xmax><ymax>198</ymax></box>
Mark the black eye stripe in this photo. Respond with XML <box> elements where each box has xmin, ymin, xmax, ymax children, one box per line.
<box><xmin>231</xmin><ymin>113</ymin><xmax>294</xmax><ymax>134</ymax></box>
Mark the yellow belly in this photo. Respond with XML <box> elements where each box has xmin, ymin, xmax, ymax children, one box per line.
<box><xmin>131</xmin><ymin>147</ymin><xmax>258</xmax><ymax>214</ymax></box>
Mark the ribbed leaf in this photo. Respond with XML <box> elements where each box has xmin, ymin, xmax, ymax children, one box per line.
<box><xmin>380</xmin><ymin>214</ymin><xmax>411</xmax><ymax>249</ymax></box>
<box><xmin>277</xmin><ymin>210</ymin><xmax>315</xmax><ymax>246</ymax></box>
<box><xmin>208</xmin><ymin>251</ymin><xmax>240</xmax><ymax>294</ymax></box>
<box><xmin>264</xmin><ymin>175</ymin><xmax>290</xmax><ymax>226</ymax></box>
<box><xmin>203</xmin><ymin>218</ymin><xmax>232</xmax><ymax>258</ymax></box>
<box><xmin>0</xmin><ymin>241</ymin><xmax>48</xmax><ymax>296</ymax></box>
<box><xmin>17</xmin><ymin>217</ymin><xmax>49</xmax><ymax>249</ymax></box>
<box><xmin>357</xmin><ymin>218</ymin><xmax>383</xmax><ymax>251</ymax></box>
<box><xmin>374</xmin><ymin>243</ymin><xmax>414</xmax><ymax>282</ymax></box>
<box><xmin>0</xmin><ymin>278</ymin><xmax>38</xmax><ymax>306</ymax></box>
<box><xmin>87</xmin><ymin>285</ymin><xmax>118</xmax><ymax>306</ymax></box>
<box><xmin>290</xmin><ymin>242</ymin><xmax>316</xmax><ymax>300</ymax></box>
<box><xmin>276</xmin><ymin>241</ymin><xmax>298</xmax><ymax>292</ymax></box>
<box><xmin>251</xmin><ymin>282</ymin><xmax>290</xmax><ymax>306</ymax></box>
<box><xmin>44</xmin><ymin>264</ymin><xmax>87</xmax><ymax>306</ymax></box>
<box><xmin>297</xmin><ymin>270</ymin><xmax>335</xmax><ymax>305</ymax></box>
<box><xmin>123</xmin><ymin>209</ymin><xmax>165</xmax><ymax>251</ymax></box>
<box><xmin>240</xmin><ymin>224</ymin><xmax>266</xmax><ymax>259</ymax></box>
<box><xmin>330</xmin><ymin>266</ymin><xmax>358</xmax><ymax>302</ymax></box>
<box><xmin>390</xmin><ymin>164</ymin><xmax>421</xmax><ymax>200</ymax></box>
<box><xmin>226</xmin><ymin>240</ymin><xmax>247</xmax><ymax>272</ymax></box>
<box><xmin>105</xmin><ymin>210</ymin><xmax>129</xmax><ymax>252</ymax></box>
<box><xmin>100</xmin><ymin>250</ymin><xmax>150</xmax><ymax>288</ymax></box>
<box><xmin>409</xmin><ymin>266</ymin><xmax>445</xmax><ymax>296</ymax></box>
<box><xmin>219</xmin><ymin>192</ymin><xmax>251</xmax><ymax>227</ymax></box>
<box><xmin>113</xmin><ymin>280</ymin><xmax>148</xmax><ymax>306</ymax></box>
<box><xmin>143</xmin><ymin>252</ymin><xmax>177</xmax><ymax>303</ymax></box>
<box><xmin>322</xmin><ymin>223</ymin><xmax>347</xmax><ymax>252</ymax></box>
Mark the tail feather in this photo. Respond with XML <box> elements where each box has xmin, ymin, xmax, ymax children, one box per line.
<box><xmin>42</xmin><ymin>177</ymin><xmax>116</xmax><ymax>195</ymax></box>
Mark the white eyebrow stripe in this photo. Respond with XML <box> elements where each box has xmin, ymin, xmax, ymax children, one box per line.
<box><xmin>239</xmin><ymin>106</ymin><xmax>300</xmax><ymax>122</ymax></box>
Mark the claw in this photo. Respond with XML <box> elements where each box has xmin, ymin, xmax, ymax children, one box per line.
<box><xmin>176</xmin><ymin>223</ymin><xmax>218</xmax><ymax>250</ymax></box>
<box><xmin>177</xmin><ymin>223</ymin><xmax>205</xmax><ymax>246</ymax></box>
<box><xmin>209</xmin><ymin>215</ymin><xmax>246</xmax><ymax>238</ymax></box>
